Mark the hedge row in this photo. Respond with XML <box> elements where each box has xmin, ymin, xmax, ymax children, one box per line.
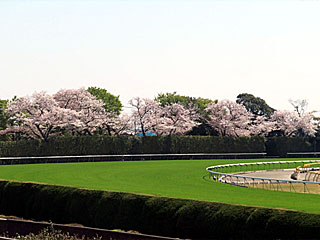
<box><xmin>0</xmin><ymin>135</ymin><xmax>266</xmax><ymax>157</ymax></box>
<box><xmin>0</xmin><ymin>180</ymin><xmax>320</xmax><ymax>239</ymax></box>
<box><xmin>266</xmin><ymin>136</ymin><xmax>317</xmax><ymax>157</ymax></box>
<box><xmin>0</xmin><ymin>135</ymin><xmax>319</xmax><ymax>157</ymax></box>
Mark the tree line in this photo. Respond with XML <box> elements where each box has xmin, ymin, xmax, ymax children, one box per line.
<box><xmin>0</xmin><ymin>88</ymin><xmax>318</xmax><ymax>142</ymax></box>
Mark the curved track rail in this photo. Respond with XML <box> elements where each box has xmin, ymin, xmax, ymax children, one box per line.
<box><xmin>206</xmin><ymin>160</ymin><xmax>320</xmax><ymax>192</ymax></box>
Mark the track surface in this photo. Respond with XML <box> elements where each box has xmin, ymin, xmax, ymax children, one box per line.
<box><xmin>236</xmin><ymin>169</ymin><xmax>294</xmax><ymax>180</ymax></box>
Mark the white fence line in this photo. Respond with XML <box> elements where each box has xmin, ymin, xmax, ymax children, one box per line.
<box><xmin>0</xmin><ymin>153</ymin><xmax>267</xmax><ymax>165</ymax></box>
<box><xmin>287</xmin><ymin>152</ymin><xmax>320</xmax><ymax>156</ymax></box>
<box><xmin>0</xmin><ymin>152</ymin><xmax>266</xmax><ymax>159</ymax></box>
<box><xmin>206</xmin><ymin>160</ymin><xmax>320</xmax><ymax>185</ymax></box>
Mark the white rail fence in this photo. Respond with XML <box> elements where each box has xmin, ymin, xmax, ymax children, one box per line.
<box><xmin>206</xmin><ymin>160</ymin><xmax>320</xmax><ymax>194</ymax></box>
<box><xmin>0</xmin><ymin>152</ymin><xmax>266</xmax><ymax>165</ymax></box>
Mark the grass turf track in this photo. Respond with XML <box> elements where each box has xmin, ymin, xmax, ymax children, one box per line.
<box><xmin>0</xmin><ymin>158</ymin><xmax>320</xmax><ymax>214</ymax></box>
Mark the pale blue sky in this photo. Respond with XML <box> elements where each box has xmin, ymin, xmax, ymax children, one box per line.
<box><xmin>1</xmin><ymin>0</ymin><xmax>320</xmax><ymax>112</ymax></box>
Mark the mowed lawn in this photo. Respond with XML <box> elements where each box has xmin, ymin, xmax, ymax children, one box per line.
<box><xmin>0</xmin><ymin>159</ymin><xmax>320</xmax><ymax>213</ymax></box>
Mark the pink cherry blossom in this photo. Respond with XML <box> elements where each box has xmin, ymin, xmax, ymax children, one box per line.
<box><xmin>129</xmin><ymin>97</ymin><xmax>162</xmax><ymax>136</ymax></box>
<box><xmin>1</xmin><ymin>92</ymin><xmax>78</xmax><ymax>141</ymax></box>
<box><xmin>54</xmin><ymin>88</ymin><xmax>107</xmax><ymax>135</ymax></box>
<box><xmin>156</xmin><ymin>103</ymin><xmax>200</xmax><ymax>135</ymax></box>
<box><xmin>205</xmin><ymin>99</ymin><xmax>252</xmax><ymax>136</ymax></box>
<box><xmin>129</xmin><ymin>97</ymin><xmax>200</xmax><ymax>135</ymax></box>
<box><xmin>269</xmin><ymin>110</ymin><xmax>317</xmax><ymax>136</ymax></box>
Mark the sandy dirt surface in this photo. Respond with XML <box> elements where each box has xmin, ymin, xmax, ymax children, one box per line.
<box><xmin>235</xmin><ymin>169</ymin><xmax>295</xmax><ymax>181</ymax></box>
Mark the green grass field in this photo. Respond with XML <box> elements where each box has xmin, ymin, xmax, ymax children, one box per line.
<box><xmin>0</xmin><ymin>158</ymin><xmax>320</xmax><ymax>214</ymax></box>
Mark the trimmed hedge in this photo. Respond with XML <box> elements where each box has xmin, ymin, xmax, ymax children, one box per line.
<box><xmin>0</xmin><ymin>136</ymin><xmax>266</xmax><ymax>157</ymax></box>
<box><xmin>266</xmin><ymin>137</ymin><xmax>315</xmax><ymax>157</ymax></box>
<box><xmin>169</xmin><ymin>135</ymin><xmax>265</xmax><ymax>153</ymax></box>
<box><xmin>1</xmin><ymin>136</ymin><xmax>320</xmax><ymax>157</ymax></box>
<box><xmin>0</xmin><ymin>181</ymin><xmax>320</xmax><ymax>239</ymax></box>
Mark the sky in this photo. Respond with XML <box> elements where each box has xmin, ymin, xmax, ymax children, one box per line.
<box><xmin>1</xmin><ymin>0</ymin><xmax>320</xmax><ymax>113</ymax></box>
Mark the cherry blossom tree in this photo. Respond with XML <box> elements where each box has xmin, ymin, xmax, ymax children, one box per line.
<box><xmin>53</xmin><ymin>88</ymin><xmax>107</xmax><ymax>135</ymax></box>
<box><xmin>110</xmin><ymin>113</ymin><xmax>133</xmax><ymax>135</ymax></box>
<box><xmin>269</xmin><ymin>110</ymin><xmax>317</xmax><ymax>136</ymax></box>
<box><xmin>0</xmin><ymin>92</ymin><xmax>78</xmax><ymax>141</ymax></box>
<box><xmin>129</xmin><ymin>97</ymin><xmax>200</xmax><ymax>136</ymax></box>
<box><xmin>156</xmin><ymin>103</ymin><xmax>200</xmax><ymax>135</ymax></box>
<box><xmin>289</xmin><ymin>99</ymin><xmax>308</xmax><ymax>117</ymax></box>
<box><xmin>205</xmin><ymin>100</ymin><xmax>252</xmax><ymax>136</ymax></box>
<box><xmin>0</xmin><ymin>89</ymin><xmax>117</xmax><ymax>140</ymax></box>
<box><xmin>297</xmin><ymin>112</ymin><xmax>317</xmax><ymax>136</ymax></box>
<box><xmin>249</xmin><ymin>115</ymin><xmax>275</xmax><ymax>136</ymax></box>
<box><xmin>128</xmin><ymin>97</ymin><xmax>162</xmax><ymax>136</ymax></box>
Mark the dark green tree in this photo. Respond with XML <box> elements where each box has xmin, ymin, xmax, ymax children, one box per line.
<box><xmin>87</xmin><ymin>87</ymin><xmax>123</xmax><ymax>115</ymax></box>
<box><xmin>155</xmin><ymin>92</ymin><xmax>216</xmax><ymax>114</ymax></box>
<box><xmin>0</xmin><ymin>99</ymin><xmax>9</xmax><ymax>130</ymax></box>
<box><xmin>236</xmin><ymin>93</ymin><xmax>275</xmax><ymax>117</ymax></box>
<box><xmin>0</xmin><ymin>99</ymin><xmax>10</xmax><ymax>140</ymax></box>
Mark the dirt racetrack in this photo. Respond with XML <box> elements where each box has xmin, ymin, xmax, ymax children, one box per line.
<box><xmin>235</xmin><ymin>169</ymin><xmax>295</xmax><ymax>181</ymax></box>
